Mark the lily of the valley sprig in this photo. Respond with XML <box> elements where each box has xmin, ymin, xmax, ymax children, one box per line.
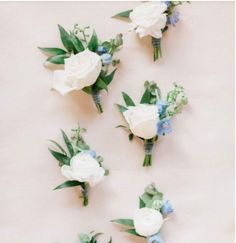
<box><xmin>113</xmin><ymin>1</ymin><xmax>188</xmax><ymax>61</ymax></box>
<box><xmin>79</xmin><ymin>232</ymin><xmax>112</xmax><ymax>243</ymax></box>
<box><xmin>117</xmin><ymin>81</ymin><xmax>188</xmax><ymax>167</ymax></box>
<box><xmin>39</xmin><ymin>24</ymin><xmax>123</xmax><ymax>113</ymax></box>
<box><xmin>112</xmin><ymin>183</ymin><xmax>173</xmax><ymax>243</ymax></box>
<box><xmin>49</xmin><ymin>126</ymin><xmax>108</xmax><ymax>206</ymax></box>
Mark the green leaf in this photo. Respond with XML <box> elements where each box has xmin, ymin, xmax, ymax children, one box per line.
<box><xmin>111</xmin><ymin>219</ymin><xmax>134</xmax><ymax>227</ymax></box>
<box><xmin>102</xmin><ymin>69</ymin><xmax>117</xmax><ymax>86</ymax></box>
<box><xmin>108</xmin><ymin>238</ymin><xmax>112</xmax><ymax>243</ymax></box>
<box><xmin>61</xmin><ymin>129</ymin><xmax>74</xmax><ymax>157</ymax></box>
<box><xmin>95</xmin><ymin>78</ymin><xmax>108</xmax><ymax>91</ymax></box>
<box><xmin>49</xmin><ymin>140</ymin><xmax>67</xmax><ymax>155</ymax></box>
<box><xmin>139</xmin><ymin>197</ymin><xmax>146</xmax><ymax>208</ymax></box>
<box><xmin>116</xmin><ymin>125</ymin><xmax>128</xmax><ymax>129</ymax></box>
<box><xmin>38</xmin><ymin>47</ymin><xmax>67</xmax><ymax>56</ymax></box>
<box><xmin>113</xmin><ymin>9</ymin><xmax>132</xmax><ymax>18</ymax></box>
<box><xmin>123</xmin><ymin>229</ymin><xmax>142</xmax><ymax>237</ymax></box>
<box><xmin>48</xmin><ymin>148</ymin><xmax>70</xmax><ymax>166</ymax></box>
<box><xmin>58</xmin><ymin>24</ymin><xmax>74</xmax><ymax>52</ymax></box>
<box><xmin>140</xmin><ymin>88</ymin><xmax>151</xmax><ymax>104</ymax></box>
<box><xmin>70</xmin><ymin>33</ymin><xmax>85</xmax><ymax>53</ymax></box>
<box><xmin>128</xmin><ymin>134</ymin><xmax>134</xmax><ymax>141</ymax></box>
<box><xmin>46</xmin><ymin>54</ymin><xmax>69</xmax><ymax>64</ymax></box>
<box><xmin>117</xmin><ymin>104</ymin><xmax>128</xmax><ymax>113</ymax></box>
<box><xmin>88</xmin><ymin>30</ymin><xmax>98</xmax><ymax>52</ymax></box>
<box><xmin>53</xmin><ymin>180</ymin><xmax>83</xmax><ymax>190</ymax></box>
<box><xmin>122</xmin><ymin>92</ymin><xmax>135</xmax><ymax>106</ymax></box>
<box><xmin>82</xmin><ymin>86</ymin><xmax>93</xmax><ymax>94</ymax></box>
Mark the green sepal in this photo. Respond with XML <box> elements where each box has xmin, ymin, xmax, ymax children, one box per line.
<box><xmin>53</xmin><ymin>180</ymin><xmax>83</xmax><ymax>190</ymax></box>
<box><xmin>122</xmin><ymin>92</ymin><xmax>135</xmax><ymax>106</ymax></box>
<box><xmin>88</xmin><ymin>30</ymin><xmax>98</xmax><ymax>52</ymax></box>
<box><xmin>111</xmin><ymin>219</ymin><xmax>134</xmax><ymax>227</ymax></box>
<box><xmin>117</xmin><ymin>104</ymin><xmax>128</xmax><ymax>113</ymax></box>
<box><xmin>46</xmin><ymin>54</ymin><xmax>69</xmax><ymax>64</ymax></box>
<box><xmin>61</xmin><ymin>129</ymin><xmax>74</xmax><ymax>157</ymax></box>
<box><xmin>113</xmin><ymin>10</ymin><xmax>132</xmax><ymax>18</ymax></box>
<box><xmin>48</xmin><ymin>148</ymin><xmax>70</xmax><ymax>166</ymax></box>
<box><xmin>58</xmin><ymin>24</ymin><xmax>74</xmax><ymax>52</ymax></box>
<box><xmin>38</xmin><ymin>47</ymin><xmax>67</xmax><ymax>56</ymax></box>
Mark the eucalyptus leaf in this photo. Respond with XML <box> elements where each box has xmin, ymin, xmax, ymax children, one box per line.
<box><xmin>58</xmin><ymin>24</ymin><xmax>74</xmax><ymax>52</ymax></box>
<box><xmin>113</xmin><ymin>9</ymin><xmax>132</xmax><ymax>18</ymax></box>
<box><xmin>88</xmin><ymin>30</ymin><xmax>98</xmax><ymax>52</ymax></box>
<box><xmin>38</xmin><ymin>47</ymin><xmax>67</xmax><ymax>56</ymax></box>
<box><xmin>46</xmin><ymin>54</ymin><xmax>69</xmax><ymax>64</ymax></box>
<box><xmin>111</xmin><ymin>219</ymin><xmax>134</xmax><ymax>227</ymax></box>
<box><xmin>61</xmin><ymin>129</ymin><xmax>74</xmax><ymax>157</ymax></box>
<box><xmin>54</xmin><ymin>180</ymin><xmax>83</xmax><ymax>190</ymax></box>
<box><xmin>122</xmin><ymin>92</ymin><xmax>135</xmax><ymax>106</ymax></box>
<box><xmin>48</xmin><ymin>148</ymin><xmax>70</xmax><ymax>166</ymax></box>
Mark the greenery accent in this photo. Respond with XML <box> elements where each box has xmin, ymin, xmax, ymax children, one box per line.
<box><xmin>112</xmin><ymin>9</ymin><xmax>132</xmax><ymax>18</ymax></box>
<box><xmin>111</xmin><ymin>219</ymin><xmax>134</xmax><ymax>227</ymax></box>
<box><xmin>54</xmin><ymin>180</ymin><xmax>83</xmax><ymax>190</ymax></box>
<box><xmin>122</xmin><ymin>92</ymin><xmax>135</xmax><ymax>106</ymax></box>
<box><xmin>79</xmin><ymin>231</ymin><xmax>112</xmax><ymax>243</ymax></box>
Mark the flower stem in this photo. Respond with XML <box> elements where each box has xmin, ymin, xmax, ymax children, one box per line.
<box><xmin>143</xmin><ymin>140</ymin><xmax>154</xmax><ymax>167</ymax></box>
<box><xmin>92</xmin><ymin>90</ymin><xmax>103</xmax><ymax>113</ymax></box>
<box><xmin>81</xmin><ymin>183</ymin><xmax>89</xmax><ymax>206</ymax></box>
<box><xmin>152</xmin><ymin>37</ymin><xmax>162</xmax><ymax>61</ymax></box>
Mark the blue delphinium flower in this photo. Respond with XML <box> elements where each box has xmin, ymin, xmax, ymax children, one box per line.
<box><xmin>157</xmin><ymin>100</ymin><xmax>168</xmax><ymax>117</ymax></box>
<box><xmin>97</xmin><ymin>45</ymin><xmax>107</xmax><ymax>55</ymax></box>
<box><xmin>148</xmin><ymin>233</ymin><xmax>163</xmax><ymax>243</ymax></box>
<box><xmin>161</xmin><ymin>200</ymin><xmax>174</xmax><ymax>215</ymax></box>
<box><xmin>164</xmin><ymin>1</ymin><xmax>171</xmax><ymax>7</ymax></box>
<box><xmin>157</xmin><ymin>118</ymin><xmax>172</xmax><ymax>136</ymax></box>
<box><xmin>101</xmin><ymin>53</ymin><xmax>112</xmax><ymax>65</ymax></box>
<box><xmin>167</xmin><ymin>11</ymin><xmax>180</xmax><ymax>26</ymax></box>
<box><xmin>82</xmin><ymin>150</ymin><xmax>97</xmax><ymax>158</ymax></box>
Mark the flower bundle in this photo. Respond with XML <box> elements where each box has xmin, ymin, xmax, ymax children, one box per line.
<box><xmin>113</xmin><ymin>1</ymin><xmax>187</xmax><ymax>61</ymax></box>
<box><xmin>117</xmin><ymin>81</ymin><xmax>187</xmax><ymax>166</ymax></box>
<box><xmin>79</xmin><ymin>232</ymin><xmax>112</xmax><ymax>243</ymax></box>
<box><xmin>112</xmin><ymin>183</ymin><xmax>173</xmax><ymax>243</ymax></box>
<box><xmin>49</xmin><ymin>126</ymin><xmax>108</xmax><ymax>206</ymax></box>
<box><xmin>39</xmin><ymin>24</ymin><xmax>123</xmax><ymax>113</ymax></box>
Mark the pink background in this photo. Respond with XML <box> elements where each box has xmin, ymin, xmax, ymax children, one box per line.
<box><xmin>0</xmin><ymin>1</ymin><xmax>234</xmax><ymax>243</ymax></box>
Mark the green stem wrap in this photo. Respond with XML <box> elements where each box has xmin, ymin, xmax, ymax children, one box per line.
<box><xmin>143</xmin><ymin>140</ymin><xmax>154</xmax><ymax>167</ymax></box>
<box><xmin>81</xmin><ymin>183</ymin><xmax>89</xmax><ymax>206</ymax></box>
<box><xmin>92</xmin><ymin>90</ymin><xmax>103</xmax><ymax>113</ymax></box>
<box><xmin>152</xmin><ymin>37</ymin><xmax>162</xmax><ymax>61</ymax></box>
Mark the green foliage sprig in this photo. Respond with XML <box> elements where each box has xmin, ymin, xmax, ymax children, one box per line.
<box><xmin>79</xmin><ymin>232</ymin><xmax>112</xmax><ymax>243</ymax></box>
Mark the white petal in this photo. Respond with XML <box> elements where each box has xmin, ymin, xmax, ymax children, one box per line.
<box><xmin>61</xmin><ymin>165</ymin><xmax>75</xmax><ymax>180</ymax></box>
<box><xmin>52</xmin><ymin>70</ymin><xmax>77</xmax><ymax>96</ymax></box>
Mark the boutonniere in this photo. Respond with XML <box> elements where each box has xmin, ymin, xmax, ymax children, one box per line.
<box><xmin>113</xmin><ymin>1</ymin><xmax>188</xmax><ymax>61</ymax></box>
<box><xmin>117</xmin><ymin>81</ymin><xmax>188</xmax><ymax>167</ymax></box>
<box><xmin>112</xmin><ymin>183</ymin><xmax>174</xmax><ymax>243</ymax></box>
<box><xmin>48</xmin><ymin>126</ymin><xmax>108</xmax><ymax>206</ymax></box>
<box><xmin>79</xmin><ymin>232</ymin><xmax>112</xmax><ymax>243</ymax></box>
<box><xmin>39</xmin><ymin>24</ymin><xmax>123</xmax><ymax>113</ymax></box>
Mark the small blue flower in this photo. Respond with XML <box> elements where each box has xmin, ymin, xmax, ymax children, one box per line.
<box><xmin>157</xmin><ymin>118</ymin><xmax>172</xmax><ymax>136</ymax></box>
<box><xmin>167</xmin><ymin>11</ymin><xmax>180</xmax><ymax>26</ymax></box>
<box><xmin>97</xmin><ymin>46</ymin><xmax>107</xmax><ymax>54</ymax></box>
<box><xmin>161</xmin><ymin>200</ymin><xmax>174</xmax><ymax>215</ymax></box>
<box><xmin>148</xmin><ymin>233</ymin><xmax>163</xmax><ymax>243</ymax></box>
<box><xmin>157</xmin><ymin>100</ymin><xmax>168</xmax><ymax>116</ymax></box>
<box><xmin>82</xmin><ymin>150</ymin><xmax>97</xmax><ymax>158</ymax></box>
<box><xmin>164</xmin><ymin>1</ymin><xmax>171</xmax><ymax>7</ymax></box>
<box><xmin>101</xmin><ymin>53</ymin><xmax>112</xmax><ymax>65</ymax></box>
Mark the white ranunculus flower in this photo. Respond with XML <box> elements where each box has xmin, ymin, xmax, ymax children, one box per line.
<box><xmin>133</xmin><ymin>207</ymin><xmax>163</xmax><ymax>237</ymax></box>
<box><xmin>61</xmin><ymin>153</ymin><xmax>105</xmax><ymax>187</ymax></box>
<box><xmin>52</xmin><ymin>49</ymin><xmax>102</xmax><ymax>95</ymax></box>
<box><xmin>129</xmin><ymin>2</ymin><xmax>167</xmax><ymax>39</ymax></box>
<box><xmin>123</xmin><ymin>104</ymin><xmax>159</xmax><ymax>139</ymax></box>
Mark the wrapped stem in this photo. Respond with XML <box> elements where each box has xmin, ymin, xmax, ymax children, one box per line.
<box><xmin>143</xmin><ymin>140</ymin><xmax>154</xmax><ymax>167</ymax></box>
<box><xmin>152</xmin><ymin>37</ymin><xmax>162</xmax><ymax>61</ymax></box>
<box><xmin>92</xmin><ymin>90</ymin><xmax>103</xmax><ymax>113</ymax></box>
<box><xmin>81</xmin><ymin>183</ymin><xmax>89</xmax><ymax>206</ymax></box>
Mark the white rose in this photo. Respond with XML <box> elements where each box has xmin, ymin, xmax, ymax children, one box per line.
<box><xmin>129</xmin><ymin>2</ymin><xmax>167</xmax><ymax>39</ymax></box>
<box><xmin>52</xmin><ymin>49</ymin><xmax>102</xmax><ymax>95</ymax></box>
<box><xmin>133</xmin><ymin>207</ymin><xmax>163</xmax><ymax>237</ymax></box>
<box><xmin>61</xmin><ymin>153</ymin><xmax>105</xmax><ymax>187</ymax></box>
<box><xmin>123</xmin><ymin>104</ymin><xmax>159</xmax><ymax>139</ymax></box>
